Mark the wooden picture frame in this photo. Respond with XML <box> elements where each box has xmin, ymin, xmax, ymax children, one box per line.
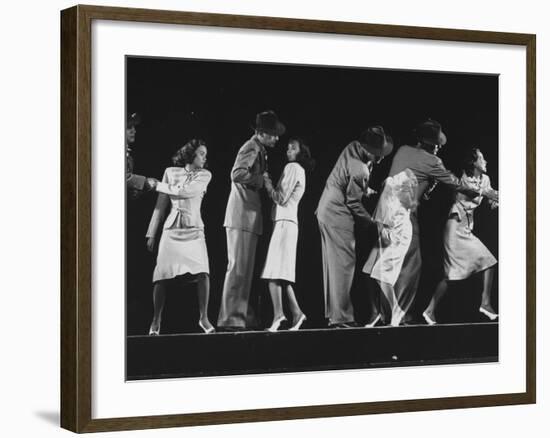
<box><xmin>61</xmin><ymin>4</ymin><xmax>536</xmax><ymax>433</ymax></box>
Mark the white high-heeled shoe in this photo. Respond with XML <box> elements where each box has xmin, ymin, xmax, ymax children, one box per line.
<box><xmin>422</xmin><ymin>311</ymin><xmax>436</xmax><ymax>326</ymax></box>
<box><xmin>148</xmin><ymin>322</ymin><xmax>160</xmax><ymax>336</ymax></box>
<box><xmin>479</xmin><ymin>306</ymin><xmax>498</xmax><ymax>321</ymax></box>
<box><xmin>289</xmin><ymin>314</ymin><xmax>307</xmax><ymax>331</ymax></box>
<box><xmin>364</xmin><ymin>314</ymin><xmax>382</xmax><ymax>328</ymax></box>
<box><xmin>199</xmin><ymin>320</ymin><xmax>215</xmax><ymax>334</ymax></box>
<box><xmin>267</xmin><ymin>316</ymin><xmax>287</xmax><ymax>332</ymax></box>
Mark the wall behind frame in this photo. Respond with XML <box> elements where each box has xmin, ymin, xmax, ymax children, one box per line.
<box><xmin>0</xmin><ymin>0</ymin><xmax>546</xmax><ymax>437</ymax></box>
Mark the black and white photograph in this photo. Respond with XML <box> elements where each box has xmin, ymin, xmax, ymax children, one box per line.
<box><xmin>125</xmin><ymin>56</ymin><xmax>499</xmax><ymax>380</ymax></box>
<box><xmin>3</xmin><ymin>0</ymin><xmax>545</xmax><ymax>435</ymax></box>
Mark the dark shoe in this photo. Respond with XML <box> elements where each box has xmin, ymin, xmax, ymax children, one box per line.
<box><xmin>399</xmin><ymin>315</ymin><xmax>421</xmax><ymax>326</ymax></box>
<box><xmin>329</xmin><ymin>322</ymin><xmax>359</xmax><ymax>329</ymax></box>
<box><xmin>217</xmin><ymin>326</ymin><xmax>244</xmax><ymax>332</ymax></box>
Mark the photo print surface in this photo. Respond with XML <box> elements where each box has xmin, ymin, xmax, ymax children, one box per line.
<box><xmin>125</xmin><ymin>56</ymin><xmax>499</xmax><ymax>380</ymax></box>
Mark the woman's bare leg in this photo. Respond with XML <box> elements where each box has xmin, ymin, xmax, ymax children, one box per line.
<box><xmin>480</xmin><ymin>267</ymin><xmax>497</xmax><ymax>314</ymax></box>
<box><xmin>268</xmin><ymin>280</ymin><xmax>286</xmax><ymax>330</ymax></box>
<box><xmin>196</xmin><ymin>273</ymin><xmax>214</xmax><ymax>332</ymax></box>
<box><xmin>365</xmin><ymin>278</ymin><xmax>383</xmax><ymax>326</ymax></box>
<box><xmin>285</xmin><ymin>283</ymin><xmax>305</xmax><ymax>322</ymax></box>
<box><xmin>423</xmin><ymin>279</ymin><xmax>449</xmax><ymax>323</ymax></box>
<box><xmin>269</xmin><ymin>280</ymin><xmax>284</xmax><ymax>320</ymax></box>
<box><xmin>149</xmin><ymin>281</ymin><xmax>167</xmax><ymax>334</ymax></box>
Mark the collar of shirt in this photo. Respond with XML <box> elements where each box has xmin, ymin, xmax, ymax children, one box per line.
<box><xmin>367</xmin><ymin>160</ymin><xmax>374</xmax><ymax>173</ymax></box>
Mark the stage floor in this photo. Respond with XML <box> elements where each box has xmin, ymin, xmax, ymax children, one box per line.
<box><xmin>126</xmin><ymin>322</ymin><xmax>498</xmax><ymax>380</ymax></box>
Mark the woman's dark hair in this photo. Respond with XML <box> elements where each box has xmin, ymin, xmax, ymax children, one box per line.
<box><xmin>290</xmin><ymin>137</ymin><xmax>315</xmax><ymax>173</ymax></box>
<box><xmin>172</xmin><ymin>139</ymin><xmax>206</xmax><ymax>167</ymax></box>
<box><xmin>463</xmin><ymin>147</ymin><xmax>481</xmax><ymax>177</ymax></box>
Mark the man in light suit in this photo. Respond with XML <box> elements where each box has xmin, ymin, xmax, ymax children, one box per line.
<box><xmin>126</xmin><ymin>112</ymin><xmax>158</xmax><ymax>199</ymax></box>
<box><xmin>316</xmin><ymin>126</ymin><xmax>394</xmax><ymax>328</ymax></box>
<box><xmin>217</xmin><ymin>110</ymin><xmax>286</xmax><ymax>330</ymax></box>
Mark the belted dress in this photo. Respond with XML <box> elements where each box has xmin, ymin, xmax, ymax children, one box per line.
<box><xmin>443</xmin><ymin>173</ymin><xmax>497</xmax><ymax>280</ymax></box>
<box><xmin>146</xmin><ymin>167</ymin><xmax>212</xmax><ymax>282</ymax></box>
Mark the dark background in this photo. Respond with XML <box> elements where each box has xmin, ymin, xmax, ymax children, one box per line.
<box><xmin>126</xmin><ymin>56</ymin><xmax>499</xmax><ymax>336</ymax></box>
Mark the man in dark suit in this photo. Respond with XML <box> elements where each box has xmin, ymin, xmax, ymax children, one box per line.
<box><xmin>217</xmin><ymin>110</ymin><xmax>286</xmax><ymax>330</ymax></box>
<box><xmin>126</xmin><ymin>112</ymin><xmax>158</xmax><ymax>198</ymax></box>
<box><xmin>125</xmin><ymin>112</ymin><xmax>160</xmax><ymax>334</ymax></box>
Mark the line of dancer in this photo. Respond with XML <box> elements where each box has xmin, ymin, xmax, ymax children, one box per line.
<box><xmin>126</xmin><ymin>110</ymin><xmax>499</xmax><ymax>335</ymax></box>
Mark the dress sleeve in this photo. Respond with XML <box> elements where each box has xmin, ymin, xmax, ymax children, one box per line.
<box><xmin>482</xmin><ymin>174</ymin><xmax>497</xmax><ymax>194</ymax></box>
<box><xmin>345</xmin><ymin>164</ymin><xmax>373</xmax><ymax>227</ymax></box>
<box><xmin>268</xmin><ymin>163</ymin><xmax>300</xmax><ymax>206</ymax></box>
<box><xmin>482</xmin><ymin>174</ymin><xmax>499</xmax><ymax>207</ymax></box>
<box><xmin>431</xmin><ymin>157</ymin><xmax>481</xmax><ymax>198</ymax></box>
<box><xmin>146</xmin><ymin>169</ymin><xmax>170</xmax><ymax>238</ymax></box>
<box><xmin>155</xmin><ymin>170</ymin><xmax>212</xmax><ymax>198</ymax></box>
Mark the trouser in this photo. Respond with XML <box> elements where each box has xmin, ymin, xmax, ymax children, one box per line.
<box><xmin>363</xmin><ymin>210</ymin><xmax>420</xmax><ymax>325</ymax></box>
<box><xmin>318</xmin><ymin>220</ymin><xmax>356</xmax><ymax>324</ymax></box>
<box><xmin>370</xmin><ymin>212</ymin><xmax>420</xmax><ymax>325</ymax></box>
<box><xmin>217</xmin><ymin>228</ymin><xmax>259</xmax><ymax>328</ymax></box>
<box><xmin>390</xmin><ymin>213</ymin><xmax>421</xmax><ymax>324</ymax></box>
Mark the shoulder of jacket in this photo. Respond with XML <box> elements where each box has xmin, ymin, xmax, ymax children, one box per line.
<box><xmin>289</xmin><ymin>162</ymin><xmax>306</xmax><ymax>176</ymax></box>
<box><xmin>241</xmin><ymin>138</ymin><xmax>261</xmax><ymax>152</ymax></box>
<box><xmin>286</xmin><ymin>162</ymin><xmax>301</xmax><ymax>170</ymax></box>
<box><xmin>394</xmin><ymin>144</ymin><xmax>411</xmax><ymax>153</ymax></box>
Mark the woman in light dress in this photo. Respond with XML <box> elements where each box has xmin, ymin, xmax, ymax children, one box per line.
<box><xmin>364</xmin><ymin>168</ymin><xmax>419</xmax><ymax>327</ymax></box>
<box><xmin>146</xmin><ymin>139</ymin><xmax>215</xmax><ymax>335</ymax></box>
<box><xmin>422</xmin><ymin>148</ymin><xmax>499</xmax><ymax>324</ymax></box>
<box><xmin>261</xmin><ymin>138</ymin><xmax>314</xmax><ymax>332</ymax></box>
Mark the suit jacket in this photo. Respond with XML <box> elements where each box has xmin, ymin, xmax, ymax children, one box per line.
<box><xmin>126</xmin><ymin>146</ymin><xmax>149</xmax><ymax>199</ymax></box>
<box><xmin>389</xmin><ymin>145</ymin><xmax>461</xmax><ymax>203</ymax></box>
<box><xmin>146</xmin><ymin>167</ymin><xmax>212</xmax><ymax>239</ymax></box>
<box><xmin>268</xmin><ymin>162</ymin><xmax>305</xmax><ymax>224</ymax></box>
<box><xmin>223</xmin><ymin>135</ymin><xmax>267</xmax><ymax>235</ymax></box>
<box><xmin>316</xmin><ymin>141</ymin><xmax>374</xmax><ymax>231</ymax></box>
